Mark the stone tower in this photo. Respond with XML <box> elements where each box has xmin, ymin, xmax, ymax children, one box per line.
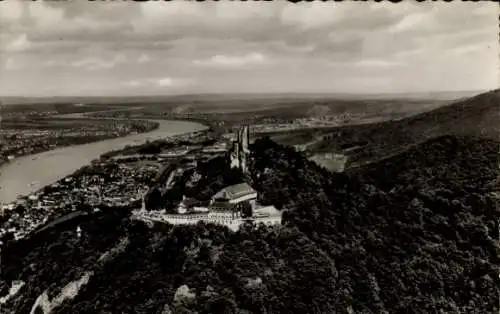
<box><xmin>229</xmin><ymin>125</ymin><xmax>250</xmax><ymax>173</ymax></box>
<box><xmin>141</xmin><ymin>194</ymin><xmax>146</xmax><ymax>212</ymax></box>
<box><xmin>241</xmin><ymin>125</ymin><xmax>250</xmax><ymax>154</ymax></box>
<box><xmin>230</xmin><ymin>139</ymin><xmax>240</xmax><ymax>169</ymax></box>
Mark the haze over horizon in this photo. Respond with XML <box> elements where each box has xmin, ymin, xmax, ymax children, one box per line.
<box><xmin>0</xmin><ymin>1</ymin><xmax>498</xmax><ymax>97</ymax></box>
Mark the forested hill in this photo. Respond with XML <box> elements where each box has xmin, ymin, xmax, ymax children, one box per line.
<box><xmin>351</xmin><ymin>135</ymin><xmax>500</xmax><ymax>193</ymax></box>
<box><xmin>251</xmin><ymin>135</ymin><xmax>500</xmax><ymax>312</ymax></box>
<box><xmin>406</xmin><ymin>89</ymin><xmax>500</xmax><ymax>139</ymax></box>
<box><xmin>2</xmin><ymin>132</ymin><xmax>498</xmax><ymax>313</ymax></box>
<box><xmin>311</xmin><ymin>89</ymin><xmax>500</xmax><ymax>166</ymax></box>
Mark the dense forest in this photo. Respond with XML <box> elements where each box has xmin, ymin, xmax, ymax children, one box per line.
<box><xmin>1</xmin><ymin>124</ymin><xmax>499</xmax><ymax>313</ymax></box>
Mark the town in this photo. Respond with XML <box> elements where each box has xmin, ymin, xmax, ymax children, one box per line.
<box><xmin>0</xmin><ymin>125</ymin><xmax>282</xmax><ymax>242</ymax></box>
<box><xmin>93</xmin><ymin>106</ymin><xmax>374</xmax><ymax>134</ymax></box>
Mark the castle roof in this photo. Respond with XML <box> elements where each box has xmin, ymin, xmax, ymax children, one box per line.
<box><xmin>213</xmin><ymin>182</ymin><xmax>256</xmax><ymax>201</ymax></box>
<box><xmin>209</xmin><ymin>201</ymin><xmax>237</xmax><ymax>212</ymax></box>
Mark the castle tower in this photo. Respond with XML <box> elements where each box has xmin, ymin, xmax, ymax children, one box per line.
<box><xmin>241</xmin><ymin>125</ymin><xmax>250</xmax><ymax>173</ymax></box>
<box><xmin>230</xmin><ymin>140</ymin><xmax>240</xmax><ymax>169</ymax></box>
<box><xmin>240</xmin><ymin>154</ymin><xmax>247</xmax><ymax>173</ymax></box>
<box><xmin>229</xmin><ymin>125</ymin><xmax>251</xmax><ymax>173</ymax></box>
<box><xmin>237</xmin><ymin>127</ymin><xmax>243</xmax><ymax>146</ymax></box>
<box><xmin>241</xmin><ymin>125</ymin><xmax>250</xmax><ymax>154</ymax></box>
<box><xmin>141</xmin><ymin>195</ymin><xmax>146</xmax><ymax>212</ymax></box>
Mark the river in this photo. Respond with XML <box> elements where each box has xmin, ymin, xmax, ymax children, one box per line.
<box><xmin>0</xmin><ymin>109</ymin><xmax>207</xmax><ymax>204</ymax></box>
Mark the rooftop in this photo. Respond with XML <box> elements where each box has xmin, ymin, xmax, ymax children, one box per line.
<box><xmin>213</xmin><ymin>182</ymin><xmax>256</xmax><ymax>201</ymax></box>
<box><xmin>209</xmin><ymin>201</ymin><xmax>237</xmax><ymax>212</ymax></box>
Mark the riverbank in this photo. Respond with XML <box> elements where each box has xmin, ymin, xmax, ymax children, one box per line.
<box><xmin>0</xmin><ymin>119</ymin><xmax>160</xmax><ymax>167</ymax></box>
<box><xmin>0</xmin><ymin>114</ymin><xmax>207</xmax><ymax>204</ymax></box>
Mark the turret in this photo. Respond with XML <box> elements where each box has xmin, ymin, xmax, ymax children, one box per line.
<box><xmin>229</xmin><ymin>125</ymin><xmax>251</xmax><ymax>173</ymax></box>
<box><xmin>141</xmin><ymin>195</ymin><xmax>146</xmax><ymax>212</ymax></box>
<box><xmin>241</xmin><ymin>125</ymin><xmax>250</xmax><ymax>154</ymax></box>
<box><xmin>230</xmin><ymin>140</ymin><xmax>240</xmax><ymax>169</ymax></box>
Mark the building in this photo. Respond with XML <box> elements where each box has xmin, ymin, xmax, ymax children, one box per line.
<box><xmin>133</xmin><ymin>182</ymin><xmax>282</xmax><ymax>231</ymax></box>
<box><xmin>176</xmin><ymin>196</ymin><xmax>208</xmax><ymax>214</ymax></box>
<box><xmin>211</xmin><ymin>182</ymin><xmax>257</xmax><ymax>204</ymax></box>
<box><xmin>158</xmin><ymin>148</ymin><xmax>190</xmax><ymax>158</ymax></box>
<box><xmin>239</xmin><ymin>125</ymin><xmax>250</xmax><ymax>154</ymax></box>
<box><xmin>160</xmin><ymin>183</ymin><xmax>257</xmax><ymax>219</ymax></box>
<box><xmin>202</xmin><ymin>141</ymin><xmax>229</xmax><ymax>154</ymax></box>
<box><xmin>208</xmin><ymin>182</ymin><xmax>257</xmax><ymax>218</ymax></box>
<box><xmin>134</xmin><ymin>141</ymin><xmax>283</xmax><ymax>230</ymax></box>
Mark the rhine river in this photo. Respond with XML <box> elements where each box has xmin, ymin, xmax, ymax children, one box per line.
<box><xmin>0</xmin><ymin>110</ymin><xmax>207</xmax><ymax>204</ymax></box>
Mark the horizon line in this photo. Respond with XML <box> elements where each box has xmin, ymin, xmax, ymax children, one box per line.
<box><xmin>0</xmin><ymin>89</ymin><xmax>488</xmax><ymax>100</ymax></box>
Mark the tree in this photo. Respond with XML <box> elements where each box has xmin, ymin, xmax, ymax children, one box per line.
<box><xmin>14</xmin><ymin>204</ymin><xmax>26</xmax><ymax>215</ymax></box>
<box><xmin>145</xmin><ymin>188</ymin><xmax>162</xmax><ymax>210</ymax></box>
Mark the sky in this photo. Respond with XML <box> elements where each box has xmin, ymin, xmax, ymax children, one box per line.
<box><xmin>0</xmin><ymin>1</ymin><xmax>498</xmax><ymax>97</ymax></box>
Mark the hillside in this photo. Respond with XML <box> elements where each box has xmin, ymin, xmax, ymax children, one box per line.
<box><xmin>1</xmin><ymin>132</ymin><xmax>498</xmax><ymax>313</ymax></box>
<box><xmin>351</xmin><ymin>135</ymin><xmax>499</xmax><ymax>192</ymax></box>
<box><xmin>402</xmin><ymin>88</ymin><xmax>499</xmax><ymax>140</ymax></box>
<box><xmin>309</xmin><ymin>89</ymin><xmax>500</xmax><ymax>167</ymax></box>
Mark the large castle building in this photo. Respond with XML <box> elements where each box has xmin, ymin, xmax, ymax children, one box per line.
<box><xmin>208</xmin><ymin>182</ymin><xmax>257</xmax><ymax>219</ymax></box>
<box><xmin>136</xmin><ymin>181</ymin><xmax>281</xmax><ymax>231</ymax></box>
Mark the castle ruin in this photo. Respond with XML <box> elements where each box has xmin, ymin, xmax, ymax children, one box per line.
<box><xmin>229</xmin><ymin>125</ymin><xmax>250</xmax><ymax>174</ymax></box>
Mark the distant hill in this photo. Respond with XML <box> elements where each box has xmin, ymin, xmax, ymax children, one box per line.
<box><xmin>1</xmin><ymin>90</ymin><xmax>480</xmax><ymax>105</ymax></box>
<box><xmin>310</xmin><ymin>89</ymin><xmax>500</xmax><ymax>167</ymax></box>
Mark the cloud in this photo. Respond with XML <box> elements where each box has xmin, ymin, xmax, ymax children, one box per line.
<box><xmin>0</xmin><ymin>1</ymin><xmax>497</xmax><ymax>96</ymax></box>
<box><xmin>389</xmin><ymin>3</ymin><xmax>495</xmax><ymax>37</ymax></box>
<box><xmin>193</xmin><ymin>53</ymin><xmax>267</xmax><ymax>68</ymax></box>
<box><xmin>3</xmin><ymin>58</ymin><xmax>19</xmax><ymax>70</ymax></box>
<box><xmin>448</xmin><ymin>43</ymin><xmax>489</xmax><ymax>56</ymax></box>
<box><xmin>42</xmin><ymin>59</ymin><xmax>67</xmax><ymax>68</ymax></box>
<box><xmin>138</xmin><ymin>54</ymin><xmax>151</xmax><ymax>64</ymax></box>
<box><xmin>71</xmin><ymin>55</ymin><xmax>127</xmax><ymax>71</ymax></box>
<box><xmin>5</xmin><ymin>34</ymin><xmax>32</xmax><ymax>52</ymax></box>
<box><xmin>0</xmin><ymin>1</ymin><xmax>24</xmax><ymax>23</ymax></box>
<box><xmin>327</xmin><ymin>59</ymin><xmax>402</xmax><ymax>71</ymax></box>
<box><xmin>355</xmin><ymin>59</ymin><xmax>403</xmax><ymax>68</ymax></box>
<box><xmin>390</xmin><ymin>12</ymin><xmax>429</xmax><ymax>33</ymax></box>
<box><xmin>28</xmin><ymin>1</ymin><xmax>65</xmax><ymax>29</ymax></box>
<box><xmin>2</xmin><ymin>1</ymin><xmax>494</xmax><ymax>61</ymax></box>
<box><xmin>157</xmin><ymin>78</ymin><xmax>173</xmax><ymax>87</ymax></box>
<box><xmin>124</xmin><ymin>77</ymin><xmax>192</xmax><ymax>89</ymax></box>
<box><xmin>125</xmin><ymin>80</ymin><xmax>141</xmax><ymax>87</ymax></box>
<box><xmin>281</xmin><ymin>3</ymin><xmax>342</xmax><ymax>30</ymax></box>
